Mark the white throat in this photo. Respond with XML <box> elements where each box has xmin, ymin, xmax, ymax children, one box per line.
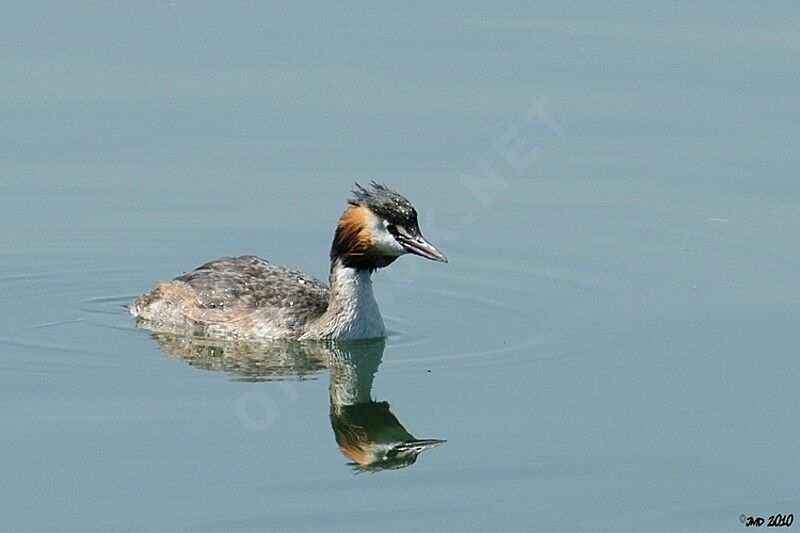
<box><xmin>327</xmin><ymin>346</ymin><xmax>382</xmax><ymax>409</ymax></box>
<box><xmin>307</xmin><ymin>261</ymin><xmax>386</xmax><ymax>339</ymax></box>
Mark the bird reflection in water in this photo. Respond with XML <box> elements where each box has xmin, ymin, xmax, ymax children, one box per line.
<box><xmin>149</xmin><ymin>333</ymin><xmax>445</xmax><ymax>471</ymax></box>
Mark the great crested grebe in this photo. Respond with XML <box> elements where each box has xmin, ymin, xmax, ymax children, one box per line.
<box><xmin>327</xmin><ymin>340</ymin><xmax>446</xmax><ymax>471</ymax></box>
<box><xmin>130</xmin><ymin>183</ymin><xmax>447</xmax><ymax>340</ymax></box>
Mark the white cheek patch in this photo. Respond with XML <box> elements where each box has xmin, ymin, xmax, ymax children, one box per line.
<box><xmin>370</xmin><ymin>216</ymin><xmax>407</xmax><ymax>256</ymax></box>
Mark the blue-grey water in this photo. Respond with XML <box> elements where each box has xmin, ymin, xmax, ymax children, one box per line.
<box><xmin>2</xmin><ymin>3</ymin><xmax>799</xmax><ymax>531</ymax></box>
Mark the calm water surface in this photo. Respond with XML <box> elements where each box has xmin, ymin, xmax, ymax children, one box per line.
<box><xmin>2</xmin><ymin>3</ymin><xmax>799</xmax><ymax>531</ymax></box>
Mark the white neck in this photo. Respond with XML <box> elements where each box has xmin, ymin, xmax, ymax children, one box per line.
<box><xmin>327</xmin><ymin>345</ymin><xmax>383</xmax><ymax>409</ymax></box>
<box><xmin>305</xmin><ymin>261</ymin><xmax>386</xmax><ymax>339</ymax></box>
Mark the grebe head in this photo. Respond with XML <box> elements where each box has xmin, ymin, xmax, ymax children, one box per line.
<box><xmin>331</xmin><ymin>398</ymin><xmax>446</xmax><ymax>471</ymax></box>
<box><xmin>331</xmin><ymin>182</ymin><xmax>447</xmax><ymax>270</ymax></box>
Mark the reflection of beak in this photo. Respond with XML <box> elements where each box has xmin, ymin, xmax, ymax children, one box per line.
<box><xmin>398</xmin><ymin>234</ymin><xmax>448</xmax><ymax>263</ymax></box>
<box><xmin>391</xmin><ymin>439</ymin><xmax>447</xmax><ymax>454</ymax></box>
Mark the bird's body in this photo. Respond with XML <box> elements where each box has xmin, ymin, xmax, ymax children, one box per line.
<box><xmin>130</xmin><ymin>183</ymin><xmax>446</xmax><ymax>340</ymax></box>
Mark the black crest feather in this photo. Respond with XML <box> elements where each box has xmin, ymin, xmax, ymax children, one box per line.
<box><xmin>349</xmin><ymin>181</ymin><xmax>417</xmax><ymax>226</ymax></box>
